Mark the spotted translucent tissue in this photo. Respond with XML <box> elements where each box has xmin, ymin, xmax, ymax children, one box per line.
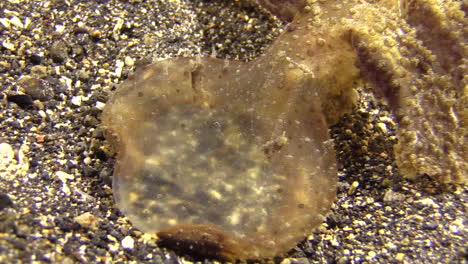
<box><xmin>102</xmin><ymin>56</ymin><xmax>337</xmax><ymax>259</ymax></box>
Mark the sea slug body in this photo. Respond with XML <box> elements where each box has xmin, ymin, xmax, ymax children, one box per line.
<box><xmin>102</xmin><ymin>57</ymin><xmax>337</xmax><ymax>259</ymax></box>
<box><xmin>102</xmin><ymin>0</ymin><xmax>467</xmax><ymax>260</ymax></box>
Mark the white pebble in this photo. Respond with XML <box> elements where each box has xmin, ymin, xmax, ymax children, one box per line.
<box><xmin>2</xmin><ymin>40</ymin><xmax>15</xmax><ymax>51</ymax></box>
<box><xmin>115</xmin><ymin>67</ymin><xmax>123</xmax><ymax>78</ymax></box>
<box><xmin>55</xmin><ymin>171</ymin><xmax>74</xmax><ymax>181</ymax></box>
<box><xmin>38</xmin><ymin>110</ymin><xmax>47</xmax><ymax>118</ymax></box>
<box><xmin>0</xmin><ymin>143</ymin><xmax>15</xmax><ymax>165</ymax></box>
<box><xmin>449</xmin><ymin>219</ymin><xmax>464</xmax><ymax>234</ymax></box>
<box><xmin>95</xmin><ymin>101</ymin><xmax>106</xmax><ymax>110</ymax></box>
<box><xmin>416</xmin><ymin>198</ymin><xmax>438</xmax><ymax>208</ymax></box>
<box><xmin>121</xmin><ymin>236</ymin><xmax>134</xmax><ymax>250</ymax></box>
<box><xmin>83</xmin><ymin>157</ymin><xmax>92</xmax><ymax>165</ymax></box>
<box><xmin>124</xmin><ymin>56</ymin><xmax>134</xmax><ymax>66</ymax></box>
<box><xmin>115</xmin><ymin>60</ymin><xmax>125</xmax><ymax>68</ymax></box>
<box><xmin>71</xmin><ymin>96</ymin><xmax>82</xmax><ymax>106</ymax></box>
<box><xmin>9</xmin><ymin>16</ymin><xmax>24</xmax><ymax>28</ymax></box>
<box><xmin>0</xmin><ymin>18</ymin><xmax>11</xmax><ymax>29</ymax></box>
<box><xmin>24</xmin><ymin>17</ymin><xmax>31</xmax><ymax>28</ymax></box>
<box><xmin>55</xmin><ymin>24</ymin><xmax>65</xmax><ymax>33</ymax></box>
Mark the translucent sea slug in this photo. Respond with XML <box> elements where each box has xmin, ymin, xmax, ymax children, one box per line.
<box><xmin>103</xmin><ymin>57</ymin><xmax>337</xmax><ymax>259</ymax></box>
<box><xmin>102</xmin><ymin>0</ymin><xmax>467</xmax><ymax>260</ymax></box>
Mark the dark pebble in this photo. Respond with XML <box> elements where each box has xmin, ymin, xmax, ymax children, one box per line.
<box><xmin>18</xmin><ymin>76</ymin><xmax>53</xmax><ymax>101</ymax></box>
<box><xmin>134</xmin><ymin>57</ymin><xmax>153</xmax><ymax>69</ymax></box>
<box><xmin>287</xmin><ymin>24</ymin><xmax>297</xmax><ymax>32</ymax></box>
<box><xmin>57</xmin><ymin>218</ymin><xmax>81</xmax><ymax>232</ymax></box>
<box><xmin>422</xmin><ymin>222</ymin><xmax>439</xmax><ymax>230</ymax></box>
<box><xmin>0</xmin><ymin>213</ymin><xmax>16</xmax><ymax>233</ymax></box>
<box><xmin>99</xmin><ymin>168</ymin><xmax>112</xmax><ymax>186</ymax></box>
<box><xmin>8</xmin><ymin>238</ymin><xmax>27</xmax><ymax>250</ymax></box>
<box><xmin>73</xmin><ymin>26</ymin><xmax>89</xmax><ymax>34</ymax></box>
<box><xmin>83</xmin><ymin>166</ymin><xmax>98</xmax><ymax>177</ymax></box>
<box><xmin>44</xmin><ymin>76</ymin><xmax>65</xmax><ymax>94</ymax></box>
<box><xmin>7</xmin><ymin>94</ymin><xmax>34</xmax><ymax>108</ymax></box>
<box><xmin>29</xmin><ymin>53</ymin><xmax>44</xmax><ymax>65</ymax></box>
<box><xmin>29</xmin><ymin>159</ymin><xmax>40</xmax><ymax>168</ymax></box>
<box><xmin>62</xmin><ymin>241</ymin><xmax>75</xmax><ymax>256</ymax></box>
<box><xmin>49</xmin><ymin>41</ymin><xmax>69</xmax><ymax>63</ymax></box>
<box><xmin>92</xmin><ymin>149</ymin><xmax>108</xmax><ymax>161</ymax></box>
<box><xmin>93</xmin><ymin>238</ymin><xmax>109</xmax><ymax>250</ymax></box>
<box><xmin>47</xmin><ymin>235</ymin><xmax>58</xmax><ymax>243</ymax></box>
<box><xmin>71</xmin><ymin>44</ymin><xmax>85</xmax><ymax>57</ymax></box>
<box><xmin>84</xmin><ymin>115</ymin><xmax>99</xmax><ymax>127</ymax></box>
<box><xmin>10</xmin><ymin>120</ymin><xmax>23</xmax><ymax>129</ymax></box>
<box><xmin>41</xmin><ymin>172</ymin><xmax>51</xmax><ymax>181</ymax></box>
<box><xmin>326</xmin><ymin>215</ymin><xmax>340</xmax><ymax>229</ymax></box>
<box><xmin>92</xmin><ymin>127</ymin><xmax>105</xmax><ymax>139</ymax></box>
<box><xmin>76</xmin><ymin>69</ymin><xmax>91</xmax><ymax>81</ymax></box>
<box><xmin>0</xmin><ymin>193</ymin><xmax>14</xmax><ymax>210</ymax></box>
<box><xmin>11</xmin><ymin>60</ymin><xmax>20</xmax><ymax>71</ymax></box>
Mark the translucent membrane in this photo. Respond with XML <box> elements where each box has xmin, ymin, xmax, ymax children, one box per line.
<box><xmin>102</xmin><ymin>56</ymin><xmax>337</xmax><ymax>259</ymax></box>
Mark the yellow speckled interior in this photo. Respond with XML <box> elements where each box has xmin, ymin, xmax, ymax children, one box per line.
<box><xmin>102</xmin><ymin>57</ymin><xmax>337</xmax><ymax>259</ymax></box>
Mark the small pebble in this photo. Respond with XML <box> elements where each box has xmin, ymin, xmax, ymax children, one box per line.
<box><xmin>7</xmin><ymin>94</ymin><xmax>34</xmax><ymax>108</ymax></box>
<box><xmin>348</xmin><ymin>181</ymin><xmax>359</xmax><ymax>195</ymax></box>
<box><xmin>18</xmin><ymin>76</ymin><xmax>52</xmax><ymax>101</ymax></box>
<box><xmin>0</xmin><ymin>213</ymin><xmax>16</xmax><ymax>233</ymax></box>
<box><xmin>71</xmin><ymin>96</ymin><xmax>82</xmax><ymax>106</ymax></box>
<box><xmin>30</xmin><ymin>65</ymin><xmax>48</xmax><ymax>78</ymax></box>
<box><xmin>0</xmin><ymin>143</ymin><xmax>15</xmax><ymax>165</ymax></box>
<box><xmin>49</xmin><ymin>41</ymin><xmax>68</xmax><ymax>63</ymax></box>
<box><xmin>383</xmin><ymin>189</ymin><xmax>405</xmax><ymax>202</ymax></box>
<box><xmin>124</xmin><ymin>56</ymin><xmax>135</xmax><ymax>66</ymax></box>
<box><xmin>121</xmin><ymin>235</ymin><xmax>134</xmax><ymax>250</ymax></box>
<box><xmin>2</xmin><ymin>40</ymin><xmax>15</xmax><ymax>51</ymax></box>
<box><xmin>290</xmin><ymin>258</ymin><xmax>310</xmax><ymax>264</ymax></box>
<box><xmin>416</xmin><ymin>198</ymin><xmax>438</xmax><ymax>208</ymax></box>
<box><xmin>73</xmin><ymin>212</ymin><xmax>99</xmax><ymax>230</ymax></box>
<box><xmin>95</xmin><ymin>101</ymin><xmax>106</xmax><ymax>110</ymax></box>
<box><xmin>0</xmin><ymin>193</ymin><xmax>14</xmax><ymax>210</ymax></box>
<box><xmin>55</xmin><ymin>171</ymin><xmax>74</xmax><ymax>182</ymax></box>
<box><xmin>9</xmin><ymin>16</ymin><xmax>24</xmax><ymax>28</ymax></box>
<box><xmin>422</xmin><ymin>222</ymin><xmax>438</xmax><ymax>230</ymax></box>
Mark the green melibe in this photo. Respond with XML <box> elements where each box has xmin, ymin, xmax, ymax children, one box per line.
<box><xmin>102</xmin><ymin>0</ymin><xmax>466</xmax><ymax>260</ymax></box>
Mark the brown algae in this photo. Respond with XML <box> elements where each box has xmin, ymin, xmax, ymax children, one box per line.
<box><xmin>102</xmin><ymin>57</ymin><xmax>337</xmax><ymax>259</ymax></box>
